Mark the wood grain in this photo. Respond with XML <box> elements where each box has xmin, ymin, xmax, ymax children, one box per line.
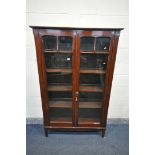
<box><xmin>46</xmin><ymin>68</ymin><xmax>72</xmax><ymax>73</ymax></box>
<box><xmin>31</xmin><ymin>26</ymin><xmax>122</xmax><ymax>137</ymax></box>
<box><xmin>80</xmin><ymin>69</ymin><xmax>105</xmax><ymax>74</ymax></box>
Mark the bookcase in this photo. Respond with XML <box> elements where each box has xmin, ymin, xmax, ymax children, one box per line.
<box><xmin>30</xmin><ymin>26</ymin><xmax>123</xmax><ymax>137</ymax></box>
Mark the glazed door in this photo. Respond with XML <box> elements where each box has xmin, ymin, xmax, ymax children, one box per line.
<box><xmin>38</xmin><ymin>29</ymin><xmax>76</xmax><ymax>126</ymax></box>
<box><xmin>76</xmin><ymin>30</ymin><xmax>113</xmax><ymax>127</ymax></box>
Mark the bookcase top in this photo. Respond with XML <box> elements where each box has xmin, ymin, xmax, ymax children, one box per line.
<box><xmin>30</xmin><ymin>26</ymin><xmax>124</xmax><ymax>31</ymax></box>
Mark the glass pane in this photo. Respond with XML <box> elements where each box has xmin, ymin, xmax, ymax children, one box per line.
<box><xmin>42</xmin><ymin>35</ymin><xmax>73</xmax><ymax>123</ymax></box>
<box><xmin>79</xmin><ymin>92</ymin><xmax>103</xmax><ymax>102</ymax></box>
<box><xmin>96</xmin><ymin>37</ymin><xmax>111</xmax><ymax>51</ymax></box>
<box><xmin>48</xmin><ymin>92</ymin><xmax>72</xmax><ymax>101</ymax></box>
<box><xmin>58</xmin><ymin>36</ymin><xmax>72</xmax><ymax>51</ymax></box>
<box><xmin>44</xmin><ymin>53</ymin><xmax>72</xmax><ymax>69</ymax></box>
<box><xmin>80</xmin><ymin>54</ymin><xmax>108</xmax><ymax>69</ymax></box>
<box><xmin>80</xmin><ymin>37</ymin><xmax>94</xmax><ymax>51</ymax></box>
<box><xmin>80</xmin><ymin>74</ymin><xmax>105</xmax><ymax>87</ymax></box>
<box><xmin>42</xmin><ymin>36</ymin><xmax>57</xmax><ymax>50</ymax></box>
<box><xmin>48</xmin><ymin>91</ymin><xmax>72</xmax><ymax>122</ymax></box>
<box><xmin>47</xmin><ymin>73</ymin><xmax>72</xmax><ymax>85</ymax></box>
<box><xmin>78</xmin><ymin>109</ymin><xmax>101</xmax><ymax>123</ymax></box>
<box><xmin>49</xmin><ymin>109</ymin><xmax>72</xmax><ymax>122</ymax></box>
<box><xmin>79</xmin><ymin>50</ymin><xmax>109</xmax><ymax>123</ymax></box>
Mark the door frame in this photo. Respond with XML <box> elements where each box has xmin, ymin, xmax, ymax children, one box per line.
<box><xmin>75</xmin><ymin>30</ymin><xmax>115</xmax><ymax>127</ymax></box>
<box><xmin>36</xmin><ymin>29</ymin><xmax>77</xmax><ymax>127</ymax></box>
<box><xmin>33</xmin><ymin>28</ymin><xmax>120</xmax><ymax>129</ymax></box>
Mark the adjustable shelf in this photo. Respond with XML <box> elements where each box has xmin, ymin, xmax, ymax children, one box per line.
<box><xmin>79</xmin><ymin>101</ymin><xmax>102</xmax><ymax>109</ymax></box>
<box><xmin>47</xmin><ymin>85</ymin><xmax>72</xmax><ymax>92</ymax></box>
<box><xmin>79</xmin><ymin>85</ymin><xmax>103</xmax><ymax>93</ymax></box>
<box><xmin>49</xmin><ymin>101</ymin><xmax>101</xmax><ymax>109</ymax></box>
<box><xmin>78</xmin><ymin>118</ymin><xmax>101</xmax><ymax>123</ymax></box>
<box><xmin>50</xmin><ymin>117</ymin><xmax>72</xmax><ymax>122</ymax></box>
<box><xmin>49</xmin><ymin>101</ymin><xmax>72</xmax><ymax>108</ymax></box>
<box><xmin>80</xmin><ymin>51</ymin><xmax>109</xmax><ymax>54</ymax></box>
<box><xmin>46</xmin><ymin>68</ymin><xmax>72</xmax><ymax>74</ymax></box>
<box><xmin>44</xmin><ymin>50</ymin><xmax>72</xmax><ymax>54</ymax></box>
<box><xmin>80</xmin><ymin>69</ymin><xmax>106</xmax><ymax>74</ymax></box>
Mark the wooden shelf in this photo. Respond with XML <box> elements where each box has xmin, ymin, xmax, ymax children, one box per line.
<box><xmin>80</xmin><ymin>69</ymin><xmax>106</xmax><ymax>74</ymax></box>
<box><xmin>46</xmin><ymin>68</ymin><xmax>105</xmax><ymax>74</ymax></box>
<box><xmin>78</xmin><ymin>118</ymin><xmax>100</xmax><ymax>123</ymax></box>
<box><xmin>47</xmin><ymin>85</ymin><xmax>72</xmax><ymax>92</ymax></box>
<box><xmin>44</xmin><ymin>50</ymin><xmax>72</xmax><ymax>54</ymax></box>
<box><xmin>49</xmin><ymin>101</ymin><xmax>72</xmax><ymax>108</ymax></box>
<box><xmin>80</xmin><ymin>51</ymin><xmax>109</xmax><ymax>54</ymax></box>
<box><xmin>50</xmin><ymin>117</ymin><xmax>72</xmax><ymax>122</ymax></box>
<box><xmin>79</xmin><ymin>102</ymin><xmax>102</xmax><ymax>108</ymax></box>
<box><xmin>44</xmin><ymin>50</ymin><xmax>109</xmax><ymax>54</ymax></box>
<box><xmin>79</xmin><ymin>85</ymin><xmax>103</xmax><ymax>92</ymax></box>
<box><xmin>49</xmin><ymin>101</ymin><xmax>101</xmax><ymax>109</ymax></box>
<box><xmin>46</xmin><ymin>68</ymin><xmax>72</xmax><ymax>74</ymax></box>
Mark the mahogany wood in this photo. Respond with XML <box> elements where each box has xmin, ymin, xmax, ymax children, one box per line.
<box><xmin>31</xmin><ymin>26</ymin><xmax>123</xmax><ymax>137</ymax></box>
<box><xmin>46</xmin><ymin>68</ymin><xmax>72</xmax><ymax>73</ymax></box>
<box><xmin>79</xmin><ymin>85</ymin><xmax>103</xmax><ymax>92</ymax></box>
<box><xmin>33</xmin><ymin>29</ymin><xmax>49</xmax><ymax>126</ymax></box>
<box><xmin>80</xmin><ymin>69</ymin><xmax>106</xmax><ymax>74</ymax></box>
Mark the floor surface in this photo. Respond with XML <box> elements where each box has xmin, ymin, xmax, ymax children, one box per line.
<box><xmin>26</xmin><ymin>124</ymin><xmax>129</xmax><ymax>155</ymax></box>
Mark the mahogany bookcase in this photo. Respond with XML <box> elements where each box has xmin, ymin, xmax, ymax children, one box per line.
<box><xmin>30</xmin><ymin>26</ymin><xmax>123</xmax><ymax>137</ymax></box>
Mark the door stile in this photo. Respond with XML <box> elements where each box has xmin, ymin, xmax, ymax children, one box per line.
<box><xmin>101</xmin><ymin>31</ymin><xmax>120</xmax><ymax>127</ymax></box>
<box><xmin>33</xmin><ymin>29</ymin><xmax>50</xmax><ymax>126</ymax></box>
<box><xmin>72</xmin><ymin>31</ymin><xmax>77</xmax><ymax>126</ymax></box>
<box><xmin>73</xmin><ymin>31</ymin><xmax>81</xmax><ymax>127</ymax></box>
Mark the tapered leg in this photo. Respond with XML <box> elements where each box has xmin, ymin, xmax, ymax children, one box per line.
<box><xmin>101</xmin><ymin>129</ymin><xmax>105</xmax><ymax>138</ymax></box>
<box><xmin>44</xmin><ymin>128</ymin><xmax>48</xmax><ymax>137</ymax></box>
